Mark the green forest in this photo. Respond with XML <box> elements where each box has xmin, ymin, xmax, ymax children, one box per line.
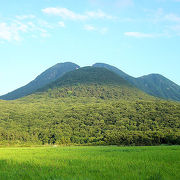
<box><xmin>0</xmin><ymin>95</ymin><xmax>179</xmax><ymax>146</ymax></box>
<box><xmin>0</xmin><ymin>67</ymin><xmax>180</xmax><ymax>146</ymax></box>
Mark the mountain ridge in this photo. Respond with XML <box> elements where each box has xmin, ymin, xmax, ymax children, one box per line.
<box><xmin>0</xmin><ymin>64</ymin><xmax>179</xmax><ymax>146</ymax></box>
<box><xmin>33</xmin><ymin>66</ymin><xmax>152</xmax><ymax>101</ymax></box>
<box><xmin>93</xmin><ymin>63</ymin><xmax>180</xmax><ymax>101</ymax></box>
<box><xmin>1</xmin><ymin>61</ymin><xmax>180</xmax><ymax>101</ymax></box>
<box><xmin>0</xmin><ymin>62</ymin><xmax>80</xmax><ymax>100</ymax></box>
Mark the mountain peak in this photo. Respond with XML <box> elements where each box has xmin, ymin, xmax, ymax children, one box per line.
<box><xmin>1</xmin><ymin>62</ymin><xmax>180</xmax><ymax>101</ymax></box>
<box><xmin>36</xmin><ymin>66</ymin><xmax>151</xmax><ymax>101</ymax></box>
<box><xmin>93</xmin><ymin>63</ymin><xmax>131</xmax><ymax>80</ymax></box>
<box><xmin>0</xmin><ymin>62</ymin><xmax>80</xmax><ymax>100</ymax></box>
<box><xmin>42</xmin><ymin>66</ymin><xmax>131</xmax><ymax>89</ymax></box>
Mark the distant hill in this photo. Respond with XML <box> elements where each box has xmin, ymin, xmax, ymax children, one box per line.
<box><xmin>42</xmin><ymin>66</ymin><xmax>130</xmax><ymax>88</ymax></box>
<box><xmin>136</xmin><ymin>74</ymin><xmax>180</xmax><ymax>101</ymax></box>
<box><xmin>1</xmin><ymin>62</ymin><xmax>180</xmax><ymax>101</ymax></box>
<box><xmin>0</xmin><ymin>66</ymin><xmax>179</xmax><ymax>146</ymax></box>
<box><xmin>93</xmin><ymin>63</ymin><xmax>133</xmax><ymax>81</ymax></box>
<box><xmin>0</xmin><ymin>87</ymin><xmax>179</xmax><ymax>146</ymax></box>
<box><xmin>93</xmin><ymin>63</ymin><xmax>180</xmax><ymax>101</ymax></box>
<box><xmin>37</xmin><ymin>66</ymin><xmax>151</xmax><ymax>100</ymax></box>
<box><xmin>0</xmin><ymin>62</ymin><xmax>80</xmax><ymax>100</ymax></box>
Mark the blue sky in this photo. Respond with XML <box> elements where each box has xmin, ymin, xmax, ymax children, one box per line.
<box><xmin>0</xmin><ymin>0</ymin><xmax>180</xmax><ymax>95</ymax></box>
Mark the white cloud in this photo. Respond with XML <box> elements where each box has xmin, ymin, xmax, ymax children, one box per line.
<box><xmin>37</xmin><ymin>19</ymin><xmax>54</xmax><ymax>29</ymax></box>
<box><xmin>142</xmin><ymin>8</ymin><xmax>180</xmax><ymax>37</ymax></box>
<box><xmin>86</xmin><ymin>10</ymin><xmax>114</xmax><ymax>19</ymax></box>
<box><xmin>27</xmin><ymin>22</ymin><xmax>36</xmax><ymax>28</ymax></box>
<box><xmin>84</xmin><ymin>25</ymin><xmax>96</xmax><ymax>31</ymax></box>
<box><xmin>165</xmin><ymin>13</ymin><xmax>180</xmax><ymax>23</ymax></box>
<box><xmin>21</xmin><ymin>21</ymin><xmax>48</xmax><ymax>34</ymax></box>
<box><xmin>171</xmin><ymin>25</ymin><xmax>180</xmax><ymax>31</ymax></box>
<box><xmin>13</xmin><ymin>21</ymin><xmax>29</xmax><ymax>32</ymax></box>
<box><xmin>1</xmin><ymin>7</ymin><xmax>113</xmax><ymax>42</ymax></box>
<box><xmin>163</xmin><ymin>13</ymin><xmax>180</xmax><ymax>35</ymax></box>
<box><xmin>16</xmin><ymin>15</ymin><xmax>36</xmax><ymax>20</ymax></box>
<box><xmin>89</xmin><ymin>0</ymin><xmax>133</xmax><ymax>8</ymax></box>
<box><xmin>169</xmin><ymin>25</ymin><xmax>180</xmax><ymax>35</ymax></box>
<box><xmin>0</xmin><ymin>23</ymin><xmax>12</xmax><ymax>41</ymax></box>
<box><xmin>0</xmin><ymin>23</ymin><xmax>21</xmax><ymax>41</ymax></box>
<box><xmin>42</xmin><ymin>7</ymin><xmax>115</xmax><ymax>20</ymax></box>
<box><xmin>18</xmin><ymin>24</ymin><xmax>28</xmax><ymax>32</ymax></box>
<box><xmin>100</xmin><ymin>27</ymin><xmax>108</xmax><ymax>34</ymax></box>
<box><xmin>58</xmin><ymin>21</ymin><xmax>65</xmax><ymax>27</ymax></box>
<box><xmin>146</xmin><ymin>9</ymin><xmax>180</xmax><ymax>24</ymax></box>
<box><xmin>124</xmin><ymin>32</ymin><xmax>154</xmax><ymax>38</ymax></box>
<box><xmin>84</xmin><ymin>24</ymin><xmax>108</xmax><ymax>34</ymax></box>
<box><xmin>0</xmin><ymin>17</ymin><xmax>53</xmax><ymax>42</ymax></box>
<box><xmin>40</xmin><ymin>33</ymin><xmax>51</xmax><ymax>38</ymax></box>
<box><xmin>42</xmin><ymin>7</ymin><xmax>87</xmax><ymax>20</ymax></box>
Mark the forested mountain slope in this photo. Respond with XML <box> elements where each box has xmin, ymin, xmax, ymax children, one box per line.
<box><xmin>0</xmin><ymin>97</ymin><xmax>179</xmax><ymax>146</ymax></box>
<box><xmin>1</xmin><ymin>62</ymin><xmax>180</xmax><ymax>101</ymax></box>
<box><xmin>36</xmin><ymin>67</ymin><xmax>152</xmax><ymax>101</ymax></box>
<box><xmin>0</xmin><ymin>66</ymin><xmax>179</xmax><ymax>146</ymax></box>
<box><xmin>0</xmin><ymin>62</ymin><xmax>79</xmax><ymax>100</ymax></box>
<box><xmin>136</xmin><ymin>74</ymin><xmax>180</xmax><ymax>101</ymax></box>
<box><xmin>93</xmin><ymin>63</ymin><xmax>180</xmax><ymax>101</ymax></box>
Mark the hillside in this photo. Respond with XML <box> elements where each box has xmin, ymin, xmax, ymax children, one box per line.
<box><xmin>0</xmin><ymin>96</ymin><xmax>180</xmax><ymax>146</ymax></box>
<box><xmin>93</xmin><ymin>63</ymin><xmax>180</xmax><ymax>101</ymax></box>
<box><xmin>36</xmin><ymin>67</ymin><xmax>152</xmax><ymax>101</ymax></box>
<box><xmin>1</xmin><ymin>62</ymin><xmax>180</xmax><ymax>101</ymax></box>
<box><xmin>93</xmin><ymin>63</ymin><xmax>134</xmax><ymax>81</ymax></box>
<box><xmin>0</xmin><ymin>66</ymin><xmax>179</xmax><ymax>146</ymax></box>
<box><xmin>0</xmin><ymin>62</ymin><xmax>80</xmax><ymax>100</ymax></box>
<box><xmin>41</xmin><ymin>66</ymin><xmax>131</xmax><ymax>88</ymax></box>
<box><xmin>136</xmin><ymin>74</ymin><xmax>180</xmax><ymax>101</ymax></box>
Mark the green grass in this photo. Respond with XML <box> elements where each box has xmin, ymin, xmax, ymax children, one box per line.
<box><xmin>0</xmin><ymin>146</ymin><xmax>179</xmax><ymax>180</ymax></box>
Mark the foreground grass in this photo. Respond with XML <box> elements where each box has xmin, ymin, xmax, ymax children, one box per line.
<box><xmin>0</xmin><ymin>146</ymin><xmax>179</xmax><ymax>180</ymax></box>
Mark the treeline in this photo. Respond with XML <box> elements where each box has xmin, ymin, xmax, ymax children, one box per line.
<box><xmin>0</xmin><ymin>98</ymin><xmax>179</xmax><ymax>146</ymax></box>
<box><xmin>37</xmin><ymin>84</ymin><xmax>152</xmax><ymax>101</ymax></box>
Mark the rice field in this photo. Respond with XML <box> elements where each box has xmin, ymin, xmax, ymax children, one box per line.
<box><xmin>0</xmin><ymin>146</ymin><xmax>179</xmax><ymax>180</ymax></box>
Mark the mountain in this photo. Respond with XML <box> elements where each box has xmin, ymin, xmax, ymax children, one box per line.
<box><xmin>93</xmin><ymin>63</ymin><xmax>133</xmax><ymax>81</ymax></box>
<box><xmin>0</xmin><ymin>66</ymin><xmax>179</xmax><ymax>146</ymax></box>
<box><xmin>93</xmin><ymin>63</ymin><xmax>180</xmax><ymax>101</ymax></box>
<box><xmin>1</xmin><ymin>62</ymin><xmax>180</xmax><ymax>101</ymax></box>
<box><xmin>136</xmin><ymin>74</ymin><xmax>180</xmax><ymax>101</ymax></box>
<box><xmin>0</xmin><ymin>62</ymin><xmax>80</xmax><ymax>100</ymax></box>
<box><xmin>36</xmin><ymin>66</ymin><xmax>152</xmax><ymax>100</ymax></box>
<box><xmin>42</xmin><ymin>66</ymin><xmax>130</xmax><ymax>88</ymax></box>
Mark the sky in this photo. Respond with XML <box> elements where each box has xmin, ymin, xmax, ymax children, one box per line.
<box><xmin>0</xmin><ymin>0</ymin><xmax>180</xmax><ymax>95</ymax></box>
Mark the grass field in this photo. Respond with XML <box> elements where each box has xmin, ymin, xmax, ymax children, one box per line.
<box><xmin>0</xmin><ymin>146</ymin><xmax>179</xmax><ymax>180</ymax></box>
